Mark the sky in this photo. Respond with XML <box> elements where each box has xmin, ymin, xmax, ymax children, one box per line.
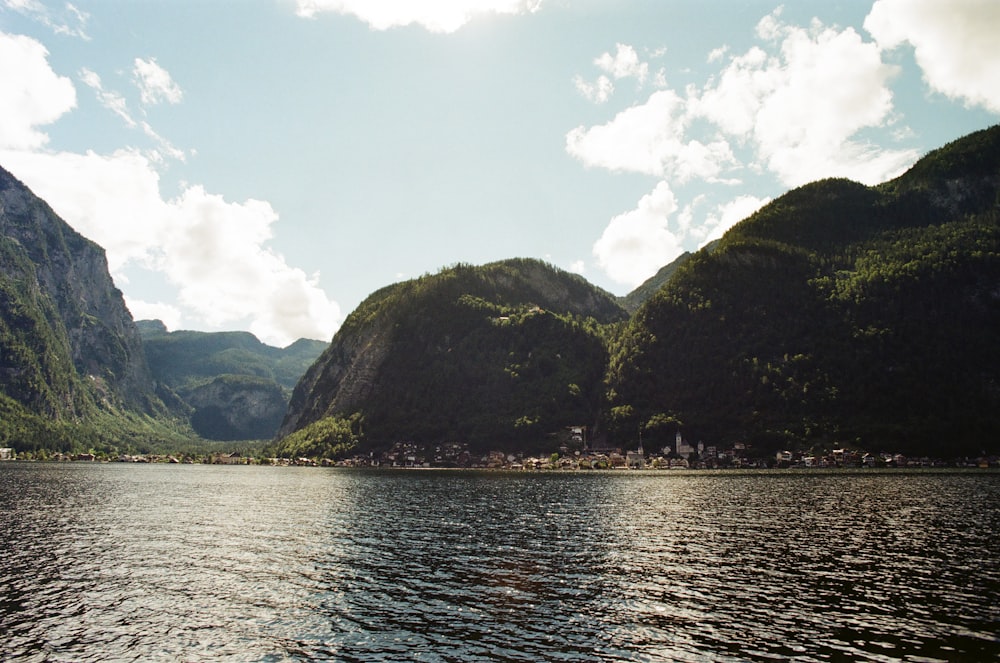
<box><xmin>1</xmin><ymin>0</ymin><xmax>998</xmax><ymax>347</ymax></box>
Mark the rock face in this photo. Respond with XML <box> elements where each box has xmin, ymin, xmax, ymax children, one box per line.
<box><xmin>185</xmin><ymin>375</ymin><xmax>287</xmax><ymax>441</ymax></box>
<box><xmin>0</xmin><ymin>165</ymin><xmax>157</xmax><ymax>418</ymax></box>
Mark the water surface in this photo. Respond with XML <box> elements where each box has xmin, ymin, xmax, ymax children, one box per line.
<box><xmin>2</xmin><ymin>463</ymin><xmax>998</xmax><ymax>661</ymax></box>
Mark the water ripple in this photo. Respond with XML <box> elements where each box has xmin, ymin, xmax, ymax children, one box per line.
<box><xmin>2</xmin><ymin>464</ymin><xmax>999</xmax><ymax>661</ymax></box>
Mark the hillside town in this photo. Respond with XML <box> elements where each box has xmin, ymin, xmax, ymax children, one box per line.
<box><xmin>317</xmin><ymin>430</ymin><xmax>996</xmax><ymax>470</ymax></box>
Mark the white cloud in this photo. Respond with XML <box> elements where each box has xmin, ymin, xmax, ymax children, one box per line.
<box><xmin>294</xmin><ymin>0</ymin><xmax>542</xmax><ymax>33</ymax></box>
<box><xmin>595</xmin><ymin>43</ymin><xmax>649</xmax><ymax>83</ymax></box>
<box><xmin>1</xmin><ymin>148</ymin><xmax>341</xmax><ymax>345</ymax></box>
<box><xmin>78</xmin><ymin>66</ymin><xmax>186</xmax><ymax>162</ymax></box>
<box><xmin>592</xmin><ymin>181</ymin><xmax>684</xmax><ymax>287</ymax></box>
<box><xmin>0</xmin><ymin>32</ymin><xmax>76</xmax><ymax>150</ymax></box>
<box><xmin>566</xmin><ymin>90</ymin><xmax>683</xmax><ymax>176</ymax></box>
<box><xmin>3</xmin><ymin>0</ymin><xmax>90</xmax><ymax>39</ymax></box>
<box><xmin>707</xmin><ymin>45</ymin><xmax>728</xmax><ymax>63</ymax></box>
<box><xmin>79</xmin><ymin>67</ymin><xmax>135</xmax><ymax>127</ymax></box>
<box><xmin>571</xmin><ymin>12</ymin><xmax>920</xmax><ymax>190</ymax></box>
<box><xmin>697</xmin><ymin>16</ymin><xmax>917</xmax><ymax>187</ymax></box>
<box><xmin>865</xmin><ymin>0</ymin><xmax>1000</xmax><ymax>113</ymax></box>
<box><xmin>566</xmin><ymin>89</ymin><xmax>737</xmax><ymax>182</ymax></box>
<box><xmin>753</xmin><ymin>20</ymin><xmax>911</xmax><ymax>185</ymax></box>
<box><xmin>133</xmin><ymin>58</ymin><xmax>183</xmax><ymax>106</ymax></box>
<box><xmin>571</xmin><ymin>9</ymin><xmax>930</xmax><ymax>290</ymax></box>
<box><xmin>574</xmin><ymin>43</ymin><xmax>659</xmax><ymax>104</ymax></box>
<box><xmin>573</xmin><ymin>74</ymin><xmax>613</xmax><ymax>104</ymax></box>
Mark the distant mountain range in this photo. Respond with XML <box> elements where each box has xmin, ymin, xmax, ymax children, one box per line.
<box><xmin>2</xmin><ymin>125</ymin><xmax>999</xmax><ymax>459</ymax></box>
<box><xmin>137</xmin><ymin>321</ymin><xmax>326</xmax><ymax>441</ymax></box>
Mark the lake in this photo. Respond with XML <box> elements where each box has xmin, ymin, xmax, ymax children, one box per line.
<box><xmin>1</xmin><ymin>463</ymin><xmax>998</xmax><ymax>662</ymax></box>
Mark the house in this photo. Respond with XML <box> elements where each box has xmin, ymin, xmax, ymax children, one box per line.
<box><xmin>0</xmin><ymin>448</ymin><xmax>14</xmax><ymax>461</ymax></box>
<box><xmin>215</xmin><ymin>452</ymin><xmax>244</xmax><ymax>465</ymax></box>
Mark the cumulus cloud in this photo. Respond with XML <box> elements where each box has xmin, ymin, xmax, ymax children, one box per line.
<box><xmin>133</xmin><ymin>57</ymin><xmax>183</xmax><ymax>106</ymax></box>
<box><xmin>571</xmin><ymin>11</ymin><xmax>919</xmax><ymax>189</ymax></box>
<box><xmin>566</xmin><ymin>89</ymin><xmax>737</xmax><ymax>182</ymax></box>
<box><xmin>294</xmin><ymin>0</ymin><xmax>542</xmax><ymax>33</ymax></box>
<box><xmin>571</xmin><ymin>9</ymin><xmax>930</xmax><ymax>289</ymax></box>
<box><xmin>738</xmin><ymin>14</ymin><xmax>914</xmax><ymax>186</ymax></box>
<box><xmin>865</xmin><ymin>0</ymin><xmax>1000</xmax><ymax>113</ymax></box>
<box><xmin>592</xmin><ymin>181</ymin><xmax>684</xmax><ymax>287</ymax></box>
<box><xmin>0</xmin><ymin>32</ymin><xmax>76</xmax><ymax>150</ymax></box>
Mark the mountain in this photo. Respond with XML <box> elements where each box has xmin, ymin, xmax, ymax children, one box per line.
<box><xmin>274</xmin><ymin>258</ymin><xmax>627</xmax><ymax>458</ymax></box>
<box><xmin>5</xmin><ymin>126</ymin><xmax>998</xmax><ymax>460</ymax></box>
<box><xmin>137</xmin><ymin>321</ymin><xmax>326</xmax><ymax>441</ymax></box>
<box><xmin>606</xmin><ymin>125</ymin><xmax>1000</xmax><ymax>458</ymax></box>
<box><xmin>0</xmin><ymin>165</ymin><xmax>173</xmax><ymax>453</ymax></box>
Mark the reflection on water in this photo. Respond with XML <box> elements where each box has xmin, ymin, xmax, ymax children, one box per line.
<box><xmin>1</xmin><ymin>464</ymin><xmax>998</xmax><ymax>661</ymax></box>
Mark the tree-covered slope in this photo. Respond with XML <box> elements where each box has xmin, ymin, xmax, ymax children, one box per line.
<box><xmin>137</xmin><ymin>320</ymin><xmax>326</xmax><ymax>440</ymax></box>
<box><xmin>275</xmin><ymin>259</ymin><xmax>627</xmax><ymax>457</ymax></box>
<box><xmin>606</xmin><ymin>125</ymin><xmax>1000</xmax><ymax>458</ymax></box>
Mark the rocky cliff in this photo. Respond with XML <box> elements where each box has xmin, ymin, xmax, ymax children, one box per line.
<box><xmin>0</xmin><ymin>165</ymin><xmax>158</xmax><ymax>421</ymax></box>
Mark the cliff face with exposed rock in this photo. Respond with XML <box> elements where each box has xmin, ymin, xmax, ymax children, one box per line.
<box><xmin>0</xmin><ymin>165</ymin><xmax>158</xmax><ymax>422</ymax></box>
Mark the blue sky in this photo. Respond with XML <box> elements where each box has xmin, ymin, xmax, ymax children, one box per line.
<box><xmin>1</xmin><ymin>0</ymin><xmax>997</xmax><ymax>346</ymax></box>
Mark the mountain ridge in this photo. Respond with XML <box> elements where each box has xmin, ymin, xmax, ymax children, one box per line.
<box><xmin>3</xmin><ymin>125</ymin><xmax>999</xmax><ymax>459</ymax></box>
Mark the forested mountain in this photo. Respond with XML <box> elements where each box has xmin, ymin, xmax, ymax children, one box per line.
<box><xmin>0</xmin><ymin>166</ymin><xmax>179</xmax><ymax>453</ymax></box>
<box><xmin>606</xmin><ymin>126</ymin><xmax>1000</xmax><ymax>458</ymax></box>
<box><xmin>274</xmin><ymin>259</ymin><xmax>627</xmax><ymax>458</ymax></box>
<box><xmin>137</xmin><ymin>320</ymin><xmax>326</xmax><ymax>441</ymax></box>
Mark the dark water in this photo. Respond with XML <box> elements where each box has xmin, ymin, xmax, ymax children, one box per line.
<box><xmin>2</xmin><ymin>463</ymin><xmax>998</xmax><ymax>662</ymax></box>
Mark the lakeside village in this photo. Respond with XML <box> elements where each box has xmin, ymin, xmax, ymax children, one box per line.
<box><xmin>3</xmin><ymin>429</ymin><xmax>996</xmax><ymax>469</ymax></box>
